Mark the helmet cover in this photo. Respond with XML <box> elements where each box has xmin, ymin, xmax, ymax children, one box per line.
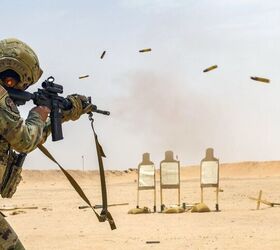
<box><xmin>0</xmin><ymin>38</ymin><xmax>43</xmax><ymax>90</ymax></box>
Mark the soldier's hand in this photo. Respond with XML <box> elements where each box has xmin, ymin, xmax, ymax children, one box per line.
<box><xmin>32</xmin><ymin>106</ymin><xmax>51</xmax><ymax>122</ymax></box>
<box><xmin>63</xmin><ymin>94</ymin><xmax>94</xmax><ymax>121</ymax></box>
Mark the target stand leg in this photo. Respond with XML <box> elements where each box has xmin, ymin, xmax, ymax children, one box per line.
<box><xmin>215</xmin><ymin>203</ymin><xmax>219</xmax><ymax>211</ymax></box>
<box><xmin>137</xmin><ymin>189</ymin><xmax>140</xmax><ymax>208</ymax></box>
<box><xmin>215</xmin><ymin>187</ymin><xmax>220</xmax><ymax>211</ymax></box>
<box><xmin>201</xmin><ymin>187</ymin><xmax>204</xmax><ymax>203</ymax></box>
<box><xmin>154</xmin><ymin>188</ymin><xmax>156</xmax><ymax>213</ymax></box>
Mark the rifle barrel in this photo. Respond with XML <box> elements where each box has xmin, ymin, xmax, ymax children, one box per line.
<box><xmin>95</xmin><ymin>109</ymin><xmax>110</xmax><ymax>115</ymax></box>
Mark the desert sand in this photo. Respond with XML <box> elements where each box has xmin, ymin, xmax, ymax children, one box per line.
<box><xmin>2</xmin><ymin>161</ymin><xmax>280</xmax><ymax>250</ymax></box>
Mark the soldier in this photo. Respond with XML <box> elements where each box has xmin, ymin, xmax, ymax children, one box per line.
<box><xmin>0</xmin><ymin>38</ymin><xmax>93</xmax><ymax>249</ymax></box>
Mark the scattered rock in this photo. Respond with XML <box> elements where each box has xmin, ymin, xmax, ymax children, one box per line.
<box><xmin>42</xmin><ymin>207</ymin><xmax>52</xmax><ymax>211</ymax></box>
<box><xmin>10</xmin><ymin>210</ymin><xmax>26</xmax><ymax>216</ymax></box>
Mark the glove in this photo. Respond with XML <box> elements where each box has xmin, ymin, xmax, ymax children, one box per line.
<box><xmin>62</xmin><ymin>94</ymin><xmax>94</xmax><ymax>121</ymax></box>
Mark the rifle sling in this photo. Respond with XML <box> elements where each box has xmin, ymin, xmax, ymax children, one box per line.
<box><xmin>89</xmin><ymin>115</ymin><xmax>116</xmax><ymax>230</ymax></box>
<box><xmin>37</xmin><ymin>144</ymin><xmax>116</xmax><ymax>230</ymax></box>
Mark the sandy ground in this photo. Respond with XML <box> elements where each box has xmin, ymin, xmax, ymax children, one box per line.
<box><xmin>2</xmin><ymin>161</ymin><xmax>280</xmax><ymax>250</ymax></box>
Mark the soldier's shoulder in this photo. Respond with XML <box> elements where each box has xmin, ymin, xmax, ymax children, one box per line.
<box><xmin>0</xmin><ymin>85</ymin><xmax>20</xmax><ymax>119</ymax></box>
<box><xmin>0</xmin><ymin>85</ymin><xmax>7</xmax><ymax>101</ymax></box>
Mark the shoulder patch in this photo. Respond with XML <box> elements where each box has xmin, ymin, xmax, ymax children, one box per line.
<box><xmin>0</xmin><ymin>85</ymin><xmax>7</xmax><ymax>100</ymax></box>
<box><xmin>5</xmin><ymin>96</ymin><xmax>19</xmax><ymax>114</ymax></box>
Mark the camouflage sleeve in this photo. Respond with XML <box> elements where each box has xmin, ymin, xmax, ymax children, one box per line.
<box><xmin>0</xmin><ymin>85</ymin><xmax>45</xmax><ymax>153</ymax></box>
<box><xmin>40</xmin><ymin>118</ymin><xmax>51</xmax><ymax>144</ymax></box>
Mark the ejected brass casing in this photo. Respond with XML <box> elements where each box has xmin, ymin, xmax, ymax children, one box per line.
<box><xmin>250</xmin><ymin>76</ymin><xmax>270</xmax><ymax>83</ymax></box>
<box><xmin>139</xmin><ymin>48</ymin><xmax>152</xmax><ymax>53</ymax></box>
<box><xmin>79</xmin><ymin>75</ymin><xmax>89</xmax><ymax>79</ymax></box>
<box><xmin>203</xmin><ymin>65</ymin><xmax>218</xmax><ymax>72</ymax></box>
<box><xmin>100</xmin><ymin>51</ymin><xmax>106</xmax><ymax>59</ymax></box>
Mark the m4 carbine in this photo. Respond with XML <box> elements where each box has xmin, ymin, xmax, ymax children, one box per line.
<box><xmin>5</xmin><ymin>76</ymin><xmax>110</xmax><ymax>141</ymax></box>
<box><xmin>5</xmin><ymin>77</ymin><xmax>116</xmax><ymax>229</ymax></box>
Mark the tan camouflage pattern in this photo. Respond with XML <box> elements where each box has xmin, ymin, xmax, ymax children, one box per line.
<box><xmin>0</xmin><ymin>212</ymin><xmax>24</xmax><ymax>250</ymax></box>
<box><xmin>0</xmin><ymin>81</ymin><xmax>47</xmax><ymax>250</ymax></box>
<box><xmin>0</xmin><ymin>38</ymin><xmax>43</xmax><ymax>90</ymax></box>
<box><xmin>0</xmin><ymin>137</ymin><xmax>10</xmax><ymax>189</ymax></box>
<box><xmin>13</xmin><ymin>240</ymin><xmax>25</xmax><ymax>250</ymax></box>
<box><xmin>0</xmin><ymin>83</ymin><xmax>46</xmax><ymax>249</ymax></box>
<box><xmin>40</xmin><ymin>118</ymin><xmax>52</xmax><ymax>145</ymax></box>
<box><xmin>0</xmin><ymin>84</ymin><xmax>46</xmax><ymax>182</ymax></box>
<box><xmin>0</xmin><ymin>88</ymin><xmax>45</xmax><ymax>152</ymax></box>
<box><xmin>1</xmin><ymin>161</ymin><xmax>23</xmax><ymax>198</ymax></box>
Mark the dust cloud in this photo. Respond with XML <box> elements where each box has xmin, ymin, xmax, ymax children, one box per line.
<box><xmin>111</xmin><ymin>71</ymin><xmax>222</xmax><ymax>166</ymax></box>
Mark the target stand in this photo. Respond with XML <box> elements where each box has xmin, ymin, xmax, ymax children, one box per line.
<box><xmin>160</xmin><ymin>151</ymin><xmax>180</xmax><ymax>212</ymax></box>
<box><xmin>137</xmin><ymin>153</ymin><xmax>156</xmax><ymax>212</ymax></box>
<box><xmin>200</xmin><ymin>148</ymin><xmax>220</xmax><ymax>211</ymax></box>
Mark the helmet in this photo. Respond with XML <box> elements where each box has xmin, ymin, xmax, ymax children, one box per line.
<box><xmin>0</xmin><ymin>38</ymin><xmax>43</xmax><ymax>90</ymax></box>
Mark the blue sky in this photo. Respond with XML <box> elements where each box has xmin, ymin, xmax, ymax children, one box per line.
<box><xmin>1</xmin><ymin>0</ymin><xmax>280</xmax><ymax>169</ymax></box>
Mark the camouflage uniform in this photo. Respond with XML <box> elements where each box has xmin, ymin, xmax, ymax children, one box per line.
<box><xmin>0</xmin><ymin>38</ymin><xmax>92</xmax><ymax>250</ymax></box>
<box><xmin>0</xmin><ymin>214</ymin><xmax>24</xmax><ymax>250</ymax></box>
<box><xmin>0</xmin><ymin>38</ymin><xmax>46</xmax><ymax>250</ymax></box>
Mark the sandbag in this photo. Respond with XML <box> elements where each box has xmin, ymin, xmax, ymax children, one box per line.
<box><xmin>191</xmin><ymin>203</ymin><xmax>210</xmax><ymax>213</ymax></box>
<box><xmin>163</xmin><ymin>207</ymin><xmax>185</xmax><ymax>213</ymax></box>
<box><xmin>128</xmin><ymin>207</ymin><xmax>151</xmax><ymax>214</ymax></box>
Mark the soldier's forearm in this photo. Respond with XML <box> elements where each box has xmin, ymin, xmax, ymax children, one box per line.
<box><xmin>4</xmin><ymin>110</ymin><xmax>45</xmax><ymax>153</ymax></box>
